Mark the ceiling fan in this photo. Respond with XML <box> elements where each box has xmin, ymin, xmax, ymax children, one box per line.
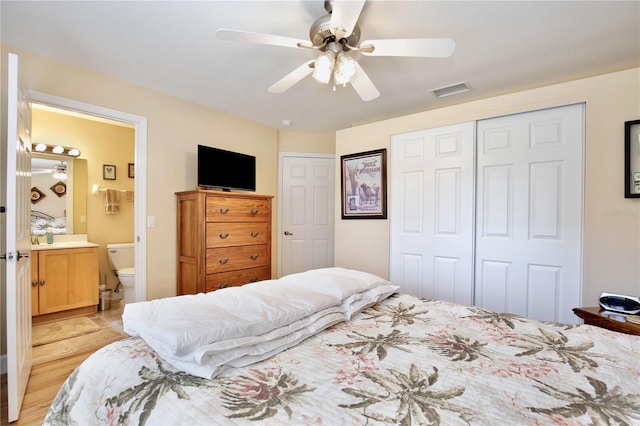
<box><xmin>216</xmin><ymin>0</ymin><xmax>455</xmax><ymax>101</ymax></box>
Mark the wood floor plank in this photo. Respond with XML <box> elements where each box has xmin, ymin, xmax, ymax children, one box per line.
<box><xmin>1</xmin><ymin>303</ymin><xmax>125</xmax><ymax>425</ymax></box>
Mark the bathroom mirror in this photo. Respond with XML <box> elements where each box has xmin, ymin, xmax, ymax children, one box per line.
<box><xmin>31</xmin><ymin>154</ymin><xmax>88</xmax><ymax>235</ymax></box>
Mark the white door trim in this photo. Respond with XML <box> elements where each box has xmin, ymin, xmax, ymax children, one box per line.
<box><xmin>28</xmin><ymin>91</ymin><xmax>148</xmax><ymax>303</ymax></box>
<box><xmin>278</xmin><ymin>152</ymin><xmax>335</xmax><ymax>278</ymax></box>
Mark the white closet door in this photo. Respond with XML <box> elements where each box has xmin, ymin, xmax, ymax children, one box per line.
<box><xmin>475</xmin><ymin>104</ymin><xmax>584</xmax><ymax>323</ymax></box>
<box><xmin>390</xmin><ymin>122</ymin><xmax>475</xmax><ymax>304</ymax></box>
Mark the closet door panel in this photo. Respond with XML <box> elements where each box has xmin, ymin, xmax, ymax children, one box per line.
<box><xmin>391</xmin><ymin>122</ymin><xmax>475</xmax><ymax>304</ymax></box>
<box><xmin>482</xmin><ymin>165</ymin><xmax>513</xmax><ymax>238</ymax></box>
<box><xmin>476</xmin><ymin>104</ymin><xmax>583</xmax><ymax>323</ymax></box>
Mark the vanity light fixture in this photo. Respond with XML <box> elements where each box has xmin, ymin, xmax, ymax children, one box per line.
<box><xmin>31</xmin><ymin>142</ymin><xmax>81</xmax><ymax>157</ymax></box>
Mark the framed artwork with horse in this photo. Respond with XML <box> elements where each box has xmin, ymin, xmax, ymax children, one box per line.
<box><xmin>341</xmin><ymin>148</ymin><xmax>387</xmax><ymax>219</ymax></box>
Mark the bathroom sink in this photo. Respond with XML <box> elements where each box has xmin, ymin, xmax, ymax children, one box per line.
<box><xmin>32</xmin><ymin>241</ymin><xmax>99</xmax><ymax>250</ymax></box>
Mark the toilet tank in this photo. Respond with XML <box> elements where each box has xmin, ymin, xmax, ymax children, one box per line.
<box><xmin>107</xmin><ymin>243</ymin><xmax>134</xmax><ymax>271</ymax></box>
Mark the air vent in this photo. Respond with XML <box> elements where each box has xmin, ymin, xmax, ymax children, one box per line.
<box><xmin>431</xmin><ymin>81</ymin><xmax>471</xmax><ymax>98</ymax></box>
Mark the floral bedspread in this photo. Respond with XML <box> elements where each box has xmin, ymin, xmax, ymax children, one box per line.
<box><xmin>44</xmin><ymin>293</ymin><xmax>640</xmax><ymax>425</ymax></box>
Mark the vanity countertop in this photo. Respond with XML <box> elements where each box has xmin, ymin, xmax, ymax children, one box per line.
<box><xmin>31</xmin><ymin>234</ymin><xmax>98</xmax><ymax>251</ymax></box>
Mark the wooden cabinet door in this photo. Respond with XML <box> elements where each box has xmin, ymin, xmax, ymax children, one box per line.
<box><xmin>38</xmin><ymin>249</ymin><xmax>71</xmax><ymax>314</ymax></box>
<box><xmin>31</xmin><ymin>254</ymin><xmax>39</xmax><ymax>316</ymax></box>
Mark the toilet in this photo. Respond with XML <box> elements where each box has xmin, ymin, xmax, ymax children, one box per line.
<box><xmin>106</xmin><ymin>243</ymin><xmax>135</xmax><ymax>304</ymax></box>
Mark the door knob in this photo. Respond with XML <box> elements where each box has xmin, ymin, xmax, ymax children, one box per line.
<box><xmin>284</xmin><ymin>231</ymin><xmax>293</xmax><ymax>236</ymax></box>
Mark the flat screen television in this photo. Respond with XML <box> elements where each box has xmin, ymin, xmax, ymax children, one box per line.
<box><xmin>197</xmin><ymin>145</ymin><xmax>256</xmax><ymax>192</ymax></box>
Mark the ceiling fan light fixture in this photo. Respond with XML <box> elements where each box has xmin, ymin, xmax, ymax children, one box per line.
<box><xmin>334</xmin><ymin>52</ymin><xmax>357</xmax><ymax>85</ymax></box>
<box><xmin>53</xmin><ymin>162</ymin><xmax>67</xmax><ymax>180</ymax></box>
<box><xmin>312</xmin><ymin>50</ymin><xmax>336</xmax><ymax>84</ymax></box>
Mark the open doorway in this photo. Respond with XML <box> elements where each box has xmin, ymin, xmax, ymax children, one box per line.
<box><xmin>29</xmin><ymin>92</ymin><xmax>147</xmax><ymax>307</ymax></box>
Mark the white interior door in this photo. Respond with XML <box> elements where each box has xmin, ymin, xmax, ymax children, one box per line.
<box><xmin>390</xmin><ymin>122</ymin><xmax>475</xmax><ymax>304</ymax></box>
<box><xmin>280</xmin><ymin>154</ymin><xmax>335</xmax><ymax>276</ymax></box>
<box><xmin>475</xmin><ymin>104</ymin><xmax>584</xmax><ymax>323</ymax></box>
<box><xmin>5</xmin><ymin>52</ymin><xmax>33</xmax><ymax>423</ymax></box>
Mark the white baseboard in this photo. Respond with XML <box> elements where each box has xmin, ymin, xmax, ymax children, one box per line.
<box><xmin>0</xmin><ymin>354</ymin><xmax>6</xmax><ymax>375</ymax></box>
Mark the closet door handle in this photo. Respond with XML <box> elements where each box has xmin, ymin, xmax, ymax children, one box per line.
<box><xmin>250</xmin><ymin>231</ymin><xmax>259</xmax><ymax>238</ymax></box>
<box><xmin>250</xmin><ymin>254</ymin><xmax>259</xmax><ymax>260</ymax></box>
<box><xmin>40</xmin><ymin>280</ymin><xmax>45</xmax><ymax>286</ymax></box>
<box><xmin>32</xmin><ymin>280</ymin><xmax>38</xmax><ymax>288</ymax></box>
<box><xmin>219</xmin><ymin>208</ymin><xmax>229</xmax><ymax>214</ymax></box>
<box><xmin>218</xmin><ymin>258</ymin><xmax>229</xmax><ymax>264</ymax></box>
<box><xmin>218</xmin><ymin>232</ymin><xmax>229</xmax><ymax>239</ymax></box>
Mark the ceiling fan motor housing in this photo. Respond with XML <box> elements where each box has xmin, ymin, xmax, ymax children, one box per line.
<box><xmin>310</xmin><ymin>14</ymin><xmax>361</xmax><ymax>49</ymax></box>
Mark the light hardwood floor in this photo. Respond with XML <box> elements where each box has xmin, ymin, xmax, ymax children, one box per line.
<box><xmin>1</xmin><ymin>303</ymin><xmax>127</xmax><ymax>425</ymax></box>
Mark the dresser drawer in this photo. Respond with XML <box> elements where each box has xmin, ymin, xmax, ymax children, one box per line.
<box><xmin>205</xmin><ymin>267</ymin><xmax>271</xmax><ymax>292</ymax></box>
<box><xmin>206</xmin><ymin>245</ymin><xmax>268</xmax><ymax>273</ymax></box>
<box><xmin>206</xmin><ymin>197</ymin><xmax>270</xmax><ymax>222</ymax></box>
<box><xmin>206</xmin><ymin>222</ymin><xmax>268</xmax><ymax>248</ymax></box>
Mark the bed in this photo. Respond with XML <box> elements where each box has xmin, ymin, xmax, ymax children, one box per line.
<box><xmin>44</xmin><ymin>268</ymin><xmax>640</xmax><ymax>425</ymax></box>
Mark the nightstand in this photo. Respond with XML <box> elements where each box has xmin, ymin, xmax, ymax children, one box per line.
<box><xmin>573</xmin><ymin>307</ymin><xmax>640</xmax><ymax>336</ymax></box>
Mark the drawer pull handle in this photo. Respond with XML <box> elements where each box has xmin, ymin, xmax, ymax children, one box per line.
<box><xmin>219</xmin><ymin>208</ymin><xmax>229</xmax><ymax>214</ymax></box>
<box><xmin>32</xmin><ymin>280</ymin><xmax>38</xmax><ymax>288</ymax></box>
<box><xmin>218</xmin><ymin>232</ymin><xmax>229</xmax><ymax>239</ymax></box>
<box><xmin>250</xmin><ymin>254</ymin><xmax>259</xmax><ymax>260</ymax></box>
<box><xmin>217</xmin><ymin>282</ymin><xmax>228</xmax><ymax>289</ymax></box>
<box><xmin>218</xmin><ymin>257</ymin><xmax>229</xmax><ymax>264</ymax></box>
<box><xmin>249</xmin><ymin>277</ymin><xmax>260</xmax><ymax>283</ymax></box>
<box><xmin>250</xmin><ymin>231</ymin><xmax>259</xmax><ymax>238</ymax></box>
<box><xmin>250</xmin><ymin>209</ymin><xmax>259</xmax><ymax>215</ymax></box>
<box><xmin>40</xmin><ymin>280</ymin><xmax>45</xmax><ymax>286</ymax></box>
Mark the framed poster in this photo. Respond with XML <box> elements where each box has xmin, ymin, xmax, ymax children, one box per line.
<box><xmin>341</xmin><ymin>148</ymin><xmax>387</xmax><ymax>219</ymax></box>
<box><xmin>625</xmin><ymin>120</ymin><xmax>640</xmax><ymax>198</ymax></box>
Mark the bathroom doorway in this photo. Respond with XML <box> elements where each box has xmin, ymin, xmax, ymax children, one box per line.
<box><xmin>29</xmin><ymin>92</ymin><xmax>147</xmax><ymax>306</ymax></box>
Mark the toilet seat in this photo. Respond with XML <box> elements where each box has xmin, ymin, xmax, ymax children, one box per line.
<box><xmin>117</xmin><ymin>267</ymin><xmax>135</xmax><ymax>277</ymax></box>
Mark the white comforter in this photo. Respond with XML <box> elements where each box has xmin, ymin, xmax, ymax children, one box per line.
<box><xmin>123</xmin><ymin>267</ymin><xmax>398</xmax><ymax>378</ymax></box>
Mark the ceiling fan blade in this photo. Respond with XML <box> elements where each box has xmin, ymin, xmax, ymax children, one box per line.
<box><xmin>268</xmin><ymin>60</ymin><xmax>315</xmax><ymax>94</ymax></box>
<box><xmin>330</xmin><ymin>0</ymin><xmax>366</xmax><ymax>39</ymax></box>
<box><xmin>350</xmin><ymin>62</ymin><xmax>380</xmax><ymax>101</ymax></box>
<box><xmin>360</xmin><ymin>38</ymin><xmax>456</xmax><ymax>58</ymax></box>
<box><xmin>216</xmin><ymin>29</ymin><xmax>310</xmax><ymax>49</ymax></box>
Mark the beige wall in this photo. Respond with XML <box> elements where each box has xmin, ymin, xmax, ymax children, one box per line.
<box><xmin>336</xmin><ymin>68</ymin><xmax>640</xmax><ymax>308</ymax></box>
<box><xmin>32</xmin><ymin>108</ymin><xmax>135</xmax><ymax>290</ymax></box>
<box><xmin>278</xmin><ymin>131</ymin><xmax>335</xmax><ymax>154</ymax></box>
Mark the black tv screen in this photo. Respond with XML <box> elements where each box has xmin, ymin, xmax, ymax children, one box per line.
<box><xmin>197</xmin><ymin>145</ymin><xmax>256</xmax><ymax>192</ymax></box>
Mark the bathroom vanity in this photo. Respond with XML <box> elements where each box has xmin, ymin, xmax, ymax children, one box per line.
<box><xmin>31</xmin><ymin>237</ymin><xmax>99</xmax><ymax>324</ymax></box>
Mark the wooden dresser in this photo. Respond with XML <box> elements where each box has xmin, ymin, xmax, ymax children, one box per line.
<box><xmin>176</xmin><ymin>189</ymin><xmax>273</xmax><ymax>295</ymax></box>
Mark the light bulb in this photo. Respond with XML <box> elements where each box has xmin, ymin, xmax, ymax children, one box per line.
<box><xmin>52</xmin><ymin>145</ymin><xmax>64</xmax><ymax>154</ymax></box>
<box><xmin>334</xmin><ymin>52</ymin><xmax>357</xmax><ymax>85</ymax></box>
<box><xmin>312</xmin><ymin>51</ymin><xmax>335</xmax><ymax>84</ymax></box>
<box><xmin>35</xmin><ymin>143</ymin><xmax>47</xmax><ymax>152</ymax></box>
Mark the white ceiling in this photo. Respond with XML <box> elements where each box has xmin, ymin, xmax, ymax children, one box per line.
<box><xmin>2</xmin><ymin>1</ymin><xmax>639</xmax><ymax>133</ymax></box>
